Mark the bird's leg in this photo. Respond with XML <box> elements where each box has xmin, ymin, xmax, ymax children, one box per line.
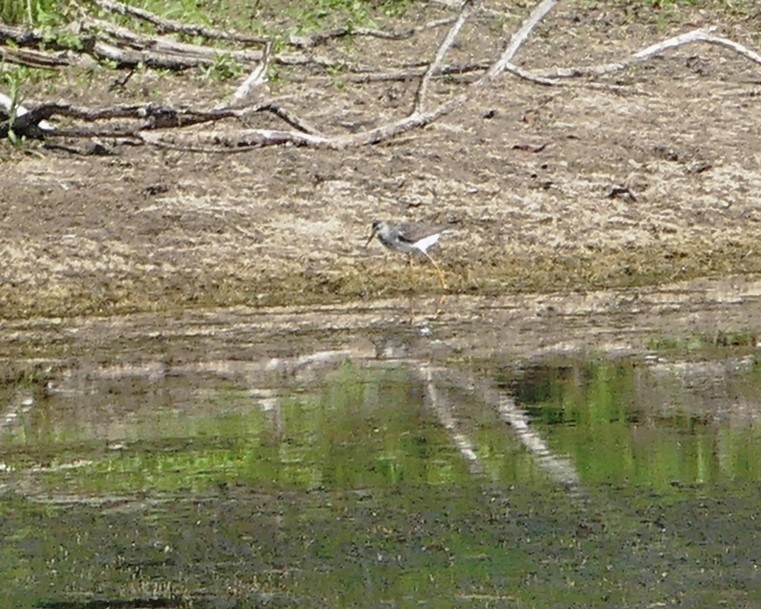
<box><xmin>407</xmin><ymin>290</ymin><xmax>416</xmax><ymax>322</ymax></box>
<box><xmin>422</xmin><ymin>252</ymin><xmax>448</xmax><ymax>289</ymax></box>
<box><xmin>407</xmin><ymin>255</ymin><xmax>418</xmax><ymax>316</ymax></box>
<box><xmin>434</xmin><ymin>292</ymin><xmax>449</xmax><ymax>317</ymax></box>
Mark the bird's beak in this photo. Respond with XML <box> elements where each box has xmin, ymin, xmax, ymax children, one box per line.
<box><xmin>365</xmin><ymin>226</ymin><xmax>377</xmax><ymax>246</ymax></box>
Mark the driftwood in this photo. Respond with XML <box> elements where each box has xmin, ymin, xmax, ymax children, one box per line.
<box><xmin>531</xmin><ymin>27</ymin><xmax>761</xmax><ymax>80</ymax></box>
<box><xmin>89</xmin><ymin>0</ymin><xmax>268</xmax><ymax>45</ymax></box>
<box><xmin>1</xmin><ymin>0</ymin><xmax>760</xmax><ymax>152</ymax></box>
<box><xmin>93</xmin><ymin>0</ymin><xmax>458</xmax><ymax>50</ymax></box>
<box><xmin>0</xmin><ymin>45</ymin><xmax>69</xmax><ymax>69</ymax></box>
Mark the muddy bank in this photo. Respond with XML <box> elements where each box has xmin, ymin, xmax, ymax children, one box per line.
<box><xmin>2</xmin><ymin>275</ymin><xmax>760</xmax><ymax>371</ymax></box>
<box><xmin>0</xmin><ymin>2</ymin><xmax>759</xmax><ymax>318</ymax></box>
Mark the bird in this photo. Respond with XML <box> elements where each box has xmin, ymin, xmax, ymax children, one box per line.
<box><xmin>365</xmin><ymin>220</ymin><xmax>448</xmax><ymax>288</ymax></box>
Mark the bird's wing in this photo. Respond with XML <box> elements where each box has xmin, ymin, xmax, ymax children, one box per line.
<box><xmin>397</xmin><ymin>222</ymin><xmax>444</xmax><ymax>243</ymax></box>
<box><xmin>395</xmin><ymin>223</ymin><xmax>419</xmax><ymax>244</ymax></box>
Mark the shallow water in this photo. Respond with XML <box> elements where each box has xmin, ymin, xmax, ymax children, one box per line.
<box><xmin>2</xmin><ymin>280</ymin><xmax>761</xmax><ymax>608</ymax></box>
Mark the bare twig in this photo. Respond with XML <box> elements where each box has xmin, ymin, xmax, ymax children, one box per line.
<box><xmin>288</xmin><ymin>16</ymin><xmax>456</xmax><ymax>49</ymax></box>
<box><xmin>132</xmin><ymin>0</ymin><xmax>558</xmax><ymax>151</ymax></box>
<box><xmin>348</xmin><ymin>60</ymin><xmax>488</xmax><ymax>83</ymax></box>
<box><xmin>636</xmin><ymin>27</ymin><xmax>761</xmax><ymax>66</ymax></box>
<box><xmin>73</xmin><ymin>13</ymin><xmax>379</xmax><ymax>73</ymax></box>
<box><xmin>289</xmin><ymin>26</ymin><xmax>413</xmax><ymax>48</ymax></box>
<box><xmin>531</xmin><ymin>27</ymin><xmax>761</xmax><ymax>79</ymax></box>
<box><xmin>9</xmin><ymin>99</ymin><xmax>314</xmax><ymax>137</ymax></box>
<box><xmin>137</xmin><ymin>128</ymin><xmax>329</xmax><ymax>151</ymax></box>
<box><xmin>4</xmin><ymin>0</ymin><xmax>760</xmax><ymax>154</ymax></box>
<box><xmin>256</xmin><ymin>102</ymin><xmax>317</xmax><ymax>134</ymax></box>
<box><xmin>0</xmin><ymin>46</ymin><xmax>69</xmax><ymax>68</ymax></box>
<box><xmin>88</xmin><ymin>0</ymin><xmax>268</xmax><ymax>45</ymax></box>
<box><xmin>482</xmin><ymin>0</ymin><xmax>557</xmax><ymax>83</ymax></box>
<box><xmin>219</xmin><ymin>41</ymin><xmax>273</xmax><ymax>110</ymax></box>
<box><xmin>89</xmin><ymin>0</ymin><xmax>458</xmax><ymax>56</ymax></box>
<box><xmin>414</xmin><ymin>0</ymin><xmax>473</xmax><ymax>113</ymax></box>
<box><xmin>74</xmin><ymin>14</ymin><xmax>265</xmax><ymax>67</ymax></box>
<box><xmin>13</xmin><ymin>102</ymin><xmax>235</xmax><ymax>131</ymax></box>
<box><xmin>346</xmin><ymin>59</ymin><xmax>560</xmax><ymax>87</ymax></box>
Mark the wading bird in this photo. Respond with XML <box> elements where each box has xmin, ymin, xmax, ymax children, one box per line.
<box><xmin>365</xmin><ymin>220</ymin><xmax>449</xmax><ymax>288</ymax></box>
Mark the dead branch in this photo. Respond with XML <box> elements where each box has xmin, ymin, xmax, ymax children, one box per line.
<box><xmin>346</xmin><ymin>60</ymin><xmax>489</xmax><ymax>83</ymax></box>
<box><xmin>5</xmin><ymin>0</ymin><xmax>561</xmax><ymax>148</ymax></box>
<box><xmin>289</xmin><ymin>26</ymin><xmax>414</xmax><ymax>48</ymax></box>
<box><xmin>1</xmin><ymin>7</ymin><xmax>540</xmax><ymax>83</ymax></box>
<box><xmin>355</xmin><ymin>59</ymin><xmax>558</xmax><ymax>88</ymax></box>
<box><xmin>7</xmin><ymin>98</ymin><xmax>314</xmax><ymax>138</ymax></box>
<box><xmin>92</xmin><ymin>0</ymin><xmax>457</xmax><ymax>52</ymax></box>
<box><xmin>136</xmin><ymin>0</ymin><xmax>559</xmax><ymax>151</ymax></box>
<box><xmin>88</xmin><ymin>0</ymin><xmax>267</xmax><ymax>45</ymax></box>
<box><xmin>3</xmin><ymin>0</ymin><xmax>760</xmax><ymax>154</ymax></box>
<box><xmin>338</xmin><ymin>0</ymin><xmax>561</xmax><ymax>146</ymax></box>
<box><xmin>217</xmin><ymin>41</ymin><xmax>272</xmax><ymax>110</ymax></box>
<box><xmin>87</xmin><ymin>0</ymin><xmax>457</xmax><ymax>65</ymax></box>
<box><xmin>414</xmin><ymin>0</ymin><xmax>473</xmax><ymax>113</ymax></box>
<box><xmin>0</xmin><ymin>22</ymin><xmax>45</xmax><ymax>46</ymax></box>
<box><xmin>482</xmin><ymin>0</ymin><xmax>557</xmax><ymax>83</ymax></box>
<box><xmin>288</xmin><ymin>16</ymin><xmax>457</xmax><ymax>49</ymax></box>
<box><xmin>344</xmin><ymin>24</ymin><xmax>761</xmax><ymax>88</ymax></box>
<box><xmin>256</xmin><ymin>103</ymin><xmax>317</xmax><ymax>134</ymax></box>
<box><xmin>73</xmin><ymin>13</ymin><xmax>382</xmax><ymax>73</ymax></box>
<box><xmin>0</xmin><ymin>16</ymin><xmax>364</xmax><ymax>73</ymax></box>
<box><xmin>137</xmin><ymin>128</ymin><xmax>324</xmax><ymax>152</ymax></box>
<box><xmin>530</xmin><ymin>27</ymin><xmax>761</xmax><ymax>79</ymax></box>
<box><xmin>74</xmin><ymin>14</ymin><xmax>266</xmax><ymax>68</ymax></box>
<box><xmin>17</xmin><ymin>103</ymin><xmax>237</xmax><ymax>130</ymax></box>
<box><xmin>0</xmin><ymin>46</ymin><xmax>69</xmax><ymax>69</ymax></box>
<box><xmin>0</xmin><ymin>93</ymin><xmax>55</xmax><ymax>138</ymax></box>
<box><xmin>631</xmin><ymin>27</ymin><xmax>761</xmax><ymax>68</ymax></box>
<box><xmin>350</xmin><ymin>21</ymin><xmax>761</xmax><ymax>88</ymax></box>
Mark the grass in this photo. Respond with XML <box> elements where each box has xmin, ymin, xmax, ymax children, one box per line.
<box><xmin>203</xmin><ymin>52</ymin><xmax>244</xmax><ymax>81</ymax></box>
<box><xmin>0</xmin><ymin>66</ymin><xmax>29</xmax><ymax>145</ymax></box>
<box><xmin>1</xmin><ymin>0</ymin><xmax>755</xmax><ymax>29</ymax></box>
<box><xmin>0</xmin><ymin>0</ymin><xmax>66</xmax><ymax>25</ymax></box>
<box><xmin>1</xmin><ymin>233</ymin><xmax>761</xmax><ymax>319</ymax></box>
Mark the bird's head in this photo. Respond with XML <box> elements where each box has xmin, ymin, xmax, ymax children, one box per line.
<box><xmin>366</xmin><ymin>220</ymin><xmax>382</xmax><ymax>245</ymax></box>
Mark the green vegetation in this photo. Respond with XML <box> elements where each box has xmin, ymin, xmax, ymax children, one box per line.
<box><xmin>2</xmin><ymin>355</ymin><xmax>761</xmax><ymax>606</ymax></box>
<box><xmin>0</xmin><ymin>0</ymin><xmax>67</xmax><ymax>25</ymax></box>
<box><xmin>4</xmin><ymin>354</ymin><xmax>761</xmax><ymax>496</ymax></box>
<box><xmin>646</xmin><ymin>330</ymin><xmax>756</xmax><ymax>352</ymax></box>
<box><xmin>0</xmin><ymin>74</ymin><xmax>22</xmax><ymax>138</ymax></box>
<box><xmin>0</xmin><ymin>0</ymin><xmax>372</xmax><ymax>39</ymax></box>
<box><xmin>513</xmin><ymin>358</ymin><xmax>761</xmax><ymax>487</ymax></box>
<box><xmin>289</xmin><ymin>0</ymin><xmax>374</xmax><ymax>34</ymax></box>
<box><xmin>203</xmin><ymin>52</ymin><xmax>244</xmax><ymax>81</ymax></box>
<box><xmin>0</xmin><ymin>365</ymin><xmax>481</xmax><ymax>493</ymax></box>
<box><xmin>1</xmin><ymin>0</ymin><xmax>47</xmax><ymax>24</ymax></box>
<box><xmin>1</xmin><ymin>0</ymin><xmax>754</xmax><ymax>33</ymax></box>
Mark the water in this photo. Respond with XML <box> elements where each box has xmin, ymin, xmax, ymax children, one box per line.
<box><xmin>2</xmin><ymin>283</ymin><xmax>761</xmax><ymax>608</ymax></box>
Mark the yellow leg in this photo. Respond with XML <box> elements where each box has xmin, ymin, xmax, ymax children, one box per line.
<box><xmin>435</xmin><ymin>292</ymin><xmax>448</xmax><ymax>317</ymax></box>
<box><xmin>422</xmin><ymin>252</ymin><xmax>448</xmax><ymax>289</ymax></box>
